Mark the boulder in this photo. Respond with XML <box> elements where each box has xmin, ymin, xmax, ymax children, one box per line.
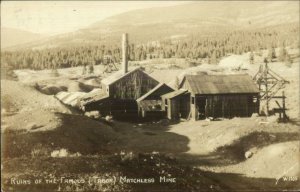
<box><xmin>251</xmin><ymin>113</ymin><xmax>259</xmax><ymax>118</ymax></box>
<box><xmin>245</xmin><ymin>151</ymin><xmax>253</xmax><ymax>159</ymax></box>
<box><xmin>84</xmin><ymin>111</ymin><xmax>101</xmax><ymax>119</ymax></box>
<box><xmin>105</xmin><ymin>115</ymin><xmax>113</xmax><ymax>122</ymax></box>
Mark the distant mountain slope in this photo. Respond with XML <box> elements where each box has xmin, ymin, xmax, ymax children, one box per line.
<box><xmin>91</xmin><ymin>1</ymin><xmax>299</xmax><ymax>29</ymax></box>
<box><xmin>3</xmin><ymin>1</ymin><xmax>299</xmax><ymax>50</ymax></box>
<box><xmin>1</xmin><ymin>28</ymin><xmax>47</xmax><ymax>49</ymax></box>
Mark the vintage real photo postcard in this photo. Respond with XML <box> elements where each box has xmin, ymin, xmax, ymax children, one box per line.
<box><xmin>1</xmin><ymin>1</ymin><xmax>299</xmax><ymax>191</ymax></box>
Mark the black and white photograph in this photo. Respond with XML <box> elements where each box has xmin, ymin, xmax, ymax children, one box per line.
<box><xmin>1</xmin><ymin>1</ymin><xmax>299</xmax><ymax>191</ymax></box>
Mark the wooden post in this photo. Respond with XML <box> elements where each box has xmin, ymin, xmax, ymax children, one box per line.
<box><xmin>282</xmin><ymin>91</ymin><xmax>287</xmax><ymax>122</ymax></box>
<box><xmin>265</xmin><ymin>77</ymin><xmax>269</xmax><ymax>116</ymax></box>
<box><xmin>245</xmin><ymin>96</ymin><xmax>248</xmax><ymax>116</ymax></box>
<box><xmin>222</xmin><ymin>97</ymin><xmax>225</xmax><ymax>118</ymax></box>
<box><xmin>195</xmin><ymin>96</ymin><xmax>198</xmax><ymax>120</ymax></box>
<box><xmin>122</xmin><ymin>33</ymin><xmax>128</xmax><ymax>74</ymax></box>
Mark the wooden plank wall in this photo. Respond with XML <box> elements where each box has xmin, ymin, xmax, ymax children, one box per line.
<box><xmin>204</xmin><ymin>94</ymin><xmax>259</xmax><ymax>118</ymax></box>
<box><xmin>179</xmin><ymin>94</ymin><xmax>191</xmax><ymax>119</ymax></box>
<box><xmin>110</xmin><ymin>70</ymin><xmax>158</xmax><ymax>99</ymax></box>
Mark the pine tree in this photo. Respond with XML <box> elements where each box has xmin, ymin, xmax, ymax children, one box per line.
<box><xmin>278</xmin><ymin>47</ymin><xmax>287</xmax><ymax>62</ymax></box>
<box><xmin>210</xmin><ymin>50</ymin><xmax>217</xmax><ymax>64</ymax></box>
<box><xmin>267</xmin><ymin>47</ymin><xmax>276</xmax><ymax>62</ymax></box>
<box><xmin>285</xmin><ymin>54</ymin><xmax>292</xmax><ymax>67</ymax></box>
<box><xmin>249</xmin><ymin>51</ymin><xmax>254</xmax><ymax>64</ymax></box>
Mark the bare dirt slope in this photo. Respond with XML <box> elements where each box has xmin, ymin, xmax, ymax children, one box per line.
<box><xmin>164</xmin><ymin>118</ymin><xmax>299</xmax><ymax>179</ymax></box>
<box><xmin>1</xmin><ymin>80</ymin><xmax>72</xmax><ymax>131</ymax></box>
<box><xmin>216</xmin><ymin>141</ymin><xmax>299</xmax><ymax>179</ymax></box>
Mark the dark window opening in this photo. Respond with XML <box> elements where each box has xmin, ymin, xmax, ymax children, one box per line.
<box><xmin>192</xmin><ymin>97</ymin><xmax>195</xmax><ymax>104</ymax></box>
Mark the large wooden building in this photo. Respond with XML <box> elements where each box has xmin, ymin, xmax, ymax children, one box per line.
<box><xmin>79</xmin><ymin>33</ymin><xmax>165</xmax><ymax>120</ymax></box>
<box><xmin>80</xmin><ymin>67</ymin><xmax>162</xmax><ymax>119</ymax></box>
<box><xmin>162</xmin><ymin>74</ymin><xmax>260</xmax><ymax>120</ymax></box>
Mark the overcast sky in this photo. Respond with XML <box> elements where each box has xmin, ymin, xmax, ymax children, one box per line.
<box><xmin>1</xmin><ymin>1</ymin><xmax>188</xmax><ymax>35</ymax></box>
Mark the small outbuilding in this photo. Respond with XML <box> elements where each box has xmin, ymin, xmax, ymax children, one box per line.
<box><xmin>136</xmin><ymin>83</ymin><xmax>174</xmax><ymax>119</ymax></box>
<box><xmin>161</xmin><ymin>89</ymin><xmax>190</xmax><ymax>120</ymax></box>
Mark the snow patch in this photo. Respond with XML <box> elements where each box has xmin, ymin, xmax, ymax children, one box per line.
<box><xmin>219</xmin><ymin>54</ymin><xmax>251</xmax><ymax>70</ymax></box>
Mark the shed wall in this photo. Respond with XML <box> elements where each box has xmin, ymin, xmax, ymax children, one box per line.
<box><xmin>203</xmin><ymin>94</ymin><xmax>259</xmax><ymax>118</ymax></box>
<box><xmin>109</xmin><ymin>70</ymin><xmax>159</xmax><ymax>99</ymax></box>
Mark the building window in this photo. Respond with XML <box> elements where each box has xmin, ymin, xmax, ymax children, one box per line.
<box><xmin>165</xmin><ymin>99</ymin><xmax>168</xmax><ymax>106</ymax></box>
<box><xmin>106</xmin><ymin>87</ymin><xmax>109</xmax><ymax>93</ymax></box>
<box><xmin>192</xmin><ymin>97</ymin><xmax>195</xmax><ymax>104</ymax></box>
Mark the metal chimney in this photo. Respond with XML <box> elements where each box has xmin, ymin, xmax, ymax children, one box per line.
<box><xmin>122</xmin><ymin>33</ymin><xmax>128</xmax><ymax>74</ymax></box>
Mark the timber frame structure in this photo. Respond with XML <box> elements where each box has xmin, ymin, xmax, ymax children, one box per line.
<box><xmin>253</xmin><ymin>59</ymin><xmax>289</xmax><ymax>121</ymax></box>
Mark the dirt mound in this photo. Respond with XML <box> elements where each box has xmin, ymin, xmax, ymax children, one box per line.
<box><xmin>38</xmin><ymin>84</ymin><xmax>67</xmax><ymax>95</ymax></box>
<box><xmin>1</xmin><ymin>67</ymin><xmax>18</xmax><ymax>80</ymax></box>
<box><xmin>80</xmin><ymin>77</ymin><xmax>101</xmax><ymax>87</ymax></box>
<box><xmin>1</xmin><ymin>80</ymin><xmax>72</xmax><ymax>131</ymax></box>
<box><xmin>213</xmin><ymin>141</ymin><xmax>300</xmax><ymax>180</ymax></box>
<box><xmin>240</xmin><ymin>141</ymin><xmax>299</xmax><ymax>179</ymax></box>
<box><xmin>78</xmin><ymin>82</ymin><xmax>98</xmax><ymax>92</ymax></box>
<box><xmin>2</xmin><ymin>113</ymin><xmax>118</xmax><ymax>158</ymax></box>
<box><xmin>215</xmin><ymin>131</ymin><xmax>300</xmax><ymax>163</ymax></box>
<box><xmin>67</xmin><ymin>81</ymin><xmax>84</xmax><ymax>92</ymax></box>
<box><xmin>66</xmin><ymin>81</ymin><xmax>98</xmax><ymax>93</ymax></box>
<box><xmin>1</xmin><ymin>80</ymin><xmax>70</xmax><ymax>111</ymax></box>
<box><xmin>170</xmin><ymin>118</ymin><xmax>299</xmax><ymax>155</ymax></box>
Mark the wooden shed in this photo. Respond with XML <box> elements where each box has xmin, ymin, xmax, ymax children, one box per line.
<box><xmin>136</xmin><ymin>83</ymin><xmax>174</xmax><ymax>119</ymax></box>
<box><xmin>164</xmin><ymin>74</ymin><xmax>260</xmax><ymax>120</ymax></box>
<box><xmin>161</xmin><ymin>89</ymin><xmax>190</xmax><ymax>120</ymax></box>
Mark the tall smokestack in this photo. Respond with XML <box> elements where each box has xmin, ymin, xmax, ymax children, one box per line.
<box><xmin>122</xmin><ymin>33</ymin><xmax>128</xmax><ymax>74</ymax></box>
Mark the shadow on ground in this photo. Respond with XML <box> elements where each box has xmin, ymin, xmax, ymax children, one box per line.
<box><xmin>2</xmin><ymin>113</ymin><xmax>299</xmax><ymax>191</ymax></box>
<box><xmin>177</xmin><ymin>131</ymin><xmax>300</xmax><ymax>166</ymax></box>
<box><xmin>2</xmin><ymin>113</ymin><xmax>189</xmax><ymax>158</ymax></box>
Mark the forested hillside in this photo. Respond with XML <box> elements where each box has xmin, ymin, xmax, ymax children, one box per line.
<box><xmin>1</xmin><ymin>23</ymin><xmax>299</xmax><ymax>71</ymax></box>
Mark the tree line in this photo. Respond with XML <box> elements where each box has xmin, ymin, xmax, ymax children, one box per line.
<box><xmin>1</xmin><ymin>24</ymin><xmax>299</xmax><ymax>70</ymax></box>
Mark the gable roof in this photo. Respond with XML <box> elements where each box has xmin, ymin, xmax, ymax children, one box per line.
<box><xmin>136</xmin><ymin>83</ymin><xmax>173</xmax><ymax>102</ymax></box>
<box><xmin>182</xmin><ymin>74</ymin><xmax>259</xmax><ymax>94</ymax></box>
<box><xmin>101</xmin><ymin>67</ymin><xmax>157</xmax><ymax>86</ymax></box>
<box><xmin>161</xmin><ymin>89</ymin><xmax>188</xmax><ymax>99</ymax></box>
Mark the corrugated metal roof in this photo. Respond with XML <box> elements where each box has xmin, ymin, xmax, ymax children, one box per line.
<box><xmin>80</xmin><ymin>89</ymin><xmax>109</xmax><ymax>105</ymax></box>
<box><xmin>161</xmin><ymin>89</ymin><xmax>188</xmax><ymax>99</ymax></box>
<box><xmin>55</xmin><ymin>91</ymin><xmax>86</xmax><ymax>107</ymax></box>
<box><xmin>184</xmin><ymin>74</ymin><xmax>259</xmax><ymax>94</ymax></box>
<box><xmin>136</xmin><ymin>83</ymin><xmax>172</xmax><ymax>102</ymax></box>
